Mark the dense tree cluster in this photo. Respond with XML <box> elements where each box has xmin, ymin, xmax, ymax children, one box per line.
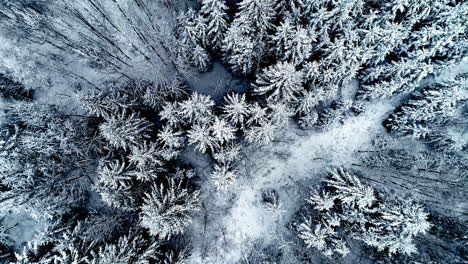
<box><xmin>178</xmin><ymin>0</ymin><xmax>467</xmax><ymax>125</ymax></box>
<box><xmin>298</xmin><ymin>168</ymin><xmax>430</xmax><ymax>257</ymax></box>
<box><xmin>386</xmin><ymin>74</ymin><xmax>468</xmax><ymax>152</ymax></box>
<box><xmin>0</xmin><ymin>77</ymin><xmax>202</xmax><ymax>262</ymax></box>
<box><xmin>0</xmin><ymin>0</ymin><xmax>466</xmax><ymax>263</ymax></box>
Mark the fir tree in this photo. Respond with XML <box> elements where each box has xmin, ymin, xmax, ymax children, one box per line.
<box><xmin>222</xmin><ymin>25</ymin><xmax>259</xmax><ymax>75</ymax></box>
<box><xmin>179</xmin><ymin>92</ymin><xmax>215</xmax><ymax>124</ymax></box>
<box><xmin>271</xmin><ymin>18</ymin><xmax>314</xmax><ymax>65</ymax></box>
<box><xmin>211</xmin><ymin>164</ymin><xmax>238</xmax><ymax>191</ymax></box>
<box><xmin>192</xmin><ymin>44</ymin><xmax>211</xmax><ymax>72</ymax></box>
<box><xmin>268</xmin><ymin>102</ymin><xmax>294</xmax><ymax>128</ymax></box>
<box><xmin>200</xmin><ymin>0</ymin><xmax>229</xmax><ymax>51</ymax></box>
<box><xmin>187</xmin><ymin>123</ymin><xmax>218</xmax><ymax>153</ymax></box>
<box><xmin>236</xmin><ymin>0</ymin><xmax>275</xmax><ymax>39</ymax></box>
<box><xmin>246</xmin><ymin>102</ymin><xmax>268</xmax><ymax>126</ymax></box>
<box><xmin>211</xmin><ymin>116</ymin><xmax>236</xmax><ymax>144</ymax></box>
<box><xmin>245</xmin><ymin>121</ymin><xmax>277</xmax><ymax>145</ymax></box>
<box><xmin>222</xmin><ymin>93</ymin><xmax>250</xmax><ymax>128</ymax></box>
<box><xmin>326</xmin><ymin>167</ymin><xmax>376</xmax><ymax>210</ymax></box>
<box><xmin>89</xmin><ymin>234</ymin><xmax>162</xmax><ymax>264</ymax></box>
<box><xmin>254</xmin><ymin>62</ymin><xmax>305</xmax><ymax>102</ymax></box>
<box><xmin>94</xmin><ymin>159</ymin><xmax>137</xmax><ymax>211</ymax></box>
<box><xmin>99</xmin><ymin>111</ymin><xmax>152</xmax><ymax>151</ymax></box>
<box><xmin>129</xmin><ymin>142</ymin><xmax>165</xmax><ymax>181</ymax></box>
<box><xmin>158</xmin><ymin>125</ymin><xmax>184</xmax><ymax>150</ymax></box>
<box><xmin>140</xmin><ymin>178</ymin><xmax>200</xmax><ymax>238</ymax></box>
<box><xmin>213</xmin><ymin>143</ymin><xmax>242</xmax><ymax>166</ymax></box>
<box><xmin>160</xmin><ymin>101</ymin><xmax>184</xmax><ymax>128</ymax></box>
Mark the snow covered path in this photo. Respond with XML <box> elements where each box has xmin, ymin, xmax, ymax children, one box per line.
<box><xmin>187</xmin><ymin>102</ymin><xmax>394</xmax><ymax>263</ymax></box>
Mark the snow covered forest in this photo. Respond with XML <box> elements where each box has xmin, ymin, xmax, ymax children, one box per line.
<box><xmin>0</xmin><ymin>0</ymin><xmax>467</xmax><ymax>263</ymax></box>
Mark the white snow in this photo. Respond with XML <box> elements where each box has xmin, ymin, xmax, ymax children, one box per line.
<box><xmin>2</xmin><ymin>213</ymin><xmax>44</xmax><ymax>251</ymax></box>
<box><xmin>188</xmin><ymin>101</ymin><xmax>394</xmax><ymax>263</ymax></box>
<box><xmin>187</xmin><ymin>61</ymin><xmax>249</xmax><ymax>103</ymax></box>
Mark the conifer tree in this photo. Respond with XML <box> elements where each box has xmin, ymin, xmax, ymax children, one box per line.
<box><xmin>94</xmin><ymin>159</ymin><xmax>137</xmax><ymax>210</ymax></box>
<box><xmin>99</xmin><ymin>111</ymin><xmax>152</xmax><ymax>151</ymax></box>
<box><xmin>211</xmin><ymin>116</ymin><xmax>236</xmax><ymax>144</ymax></box>
<box><xmin>0</xmin><ymin>101</ymin><xmax>93</xmax><ymax>219</ymax></box>
<box><xmin>158</xmin><ymin>125</ymin><xmax>184</xmax><ymax>150</ymax></box>
<box><xmin>213</xmin><ymin>143</ymin><xmax>241</xmax><ymax>166</ymax></box>
<box><xmin>245</xmin><ymin>121</ymin><xmax>277</xmax><ymax>145</ymax></box>
<box><xmin>254</xmin><ymin>62</ymin><xmax>305</xmax><ymax>103</ymax></box>
<box><xmin>211</xmin><ymin>164</ymin><xmax>238</xmax><ymax>191</ymax></box>
<box><xmin>236</xmin><ymin>0</ymin><xmax>275</xmax><ymax>39</ymax></box>
<box><xmin>179</xmin><ymin>92</ymin><xmax>215</xmax><ymax>124</ymax></box>
<box><xmin>246</xmin><ymin>102</ymin><xmax>268</xmax><ymax>126</ymax></box>
<box><xmin>192</xmin><ymin>44</ymin><xmax>211</xmax><ymax>72</ymax></box>
<box><xmin>200</xmin><ymin>0</ymin><xmax>229</xmax><ymax>52</ymax></box>
<box><xmin>271</xmin><ymin>18</ymin><xmax>314</xmax><ymax>65</ymax></box>
<box><xmin>159</xmin><ymin>101</ymin><xmax>184</xmax><ymax>128</ymax></box>
<box><xmin>89</xmin><ymin>234</ymin><xmax>162</xmax><ymax>264</ymax></box>
<box><xmin>299</xmin><ymin>167</ymin><xmax>431</xmax><ymax>258</ymax></box>
<box><xmin>140</xmin><ymin>178</ymin><xmax>200</xmax><ymax>238</ymax></box>
<box><xmin>187</xmin><ymin>123</ymin><xmax>218</xmax><ymax>153</ymax></box>
<box><xmin>222</xmin><ymin>93</ymin><xmax>250</xmax><ymax>128</ymax></box>
<box><xmin>222</xmin><ymin>25</ymin><xmax>259</xmax><ymax>75</ymax></box>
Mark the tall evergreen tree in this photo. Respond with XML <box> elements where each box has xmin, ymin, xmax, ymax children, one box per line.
<box><xmin>254</xmin><ymin>62</ymin><xmax>305</xmax><ymax>102</ymax></box>
<box><xmin>140</xmin><ymin>178</ymin><xmax>200</xmax><ymax>238</ymax></box>
<box><xmin>200</xmin><ymin>0</ymin><xmax>229</xmax><ymax>52</ymax></box>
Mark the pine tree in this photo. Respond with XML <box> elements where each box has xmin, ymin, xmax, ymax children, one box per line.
<box><xmin>94</xmin><ymin>159</ymin><xmax>138</xmax><ymax>211</ymax></box>
<box><xmin>129</xmin><ymin>142</ymin><xmax>165</xmax><ymax>181</ymax></box>
<box><xmin>211</xmin><ymin>116</ymin><xmax>236</xmax><ymax>144</ymax></box>
<box><xmin>192</xmin><ymin>44</ymin><xmax>211</xmax><ymax>72</ymax></box>
<box><xmin>236</xmin><ymin>0</ymin><xmax>275</xmax><ymax>39</ymax></box>
<box><xmin>177</xmin><ymin>9</ymin><xmax>205</xmax><ymax>47</ymax></box>
<box><xmin>386</xmin><ymin>76</ymin><xmax>467</xmax><ymax>142</ymax></box>
<box><xmin>158</xmin><ymin>125</ymin><xmax>184</xmax><ymax>150</ymax></box>
<box><xmin>96</xmin><ymin>159</ymin><xmax>134</xmax><ymax>190</ymax></box>
<box><xmin>298</xmin><ymin>220</ymin><xmax>337</xmax><ymax>254</ymax></box>
<box><xmin>89</xmin><ymin>234</ymin><xmax>161</xmax><ymax>264</ymax></box>
<box><xmin>245</xmin><ymin>121</ymin><xmax>277</xmax><ymax>145</ymax></box>
<box><xmin>79</xmin><ymin>91</ymin><xmax>138</xmax><ymax>119</ymax></box>
<box><xmin>200</xmin><ymin>0</ymin><xmax>229</xmax><ymax>51</ymax></box>
<box><xmin>295</xmin><ymin>89</ymin><xmax>326</xmax><ymax>115</ymax></box>
<box><xmin>222</xmin><ymin>25</ymin><xmax>259</xmax><ymax>75</ymax></box>
<box><xmin>222</xmin><ymin>93</ymin><xmax>250</xmax><ymax>127</ymax></box>
<box><xmin>159</xmin><ymin>101</ymin><xmax>184</xmax><ymax>128</ymax></box>
<box><xmin>326</xmin><ymin>167</ymin><xmax>376</xmax><ymax>210</ymax></box>
<box><xmin>213</xmin><ymin>143</ymin><xmax>241</xmax><ymax>166</ymax></box>
<box><xmin>140</xmin><ymin>178</ymin><xmax>200</xmax><ymax>238</ymax></box>
<box><xmin>141</xmin><ymin>78</ymin><xmax>187</xmax><ymax>110</ymax></box>
<box><xmin>299</xmin><ymin>167</ymin><xmax>431</xmax><ymax>258</ymax></box>
<box><xmin>307</xmin><ymin>191</ymin><xmax>335</xmax><ymax>211</ymax></box>
<box><xmin>298</xmin><ymin>111</ymin><xmax>319</xmax><ymax>129</ymax></box>
<box><xmin>268</xmin><ymin>102</ymin><xmax>294</xmax><ymax>128</ymax></box>
<box><xmin>246</xmin><ymin>102</ymin><xmax>268</xmax><ymax>126</ymax></box>
<box><xmin>0</xmin><ymin>101</ymin><xmax>93</xmax><ymax>219</ymax></box>
<box><xmin>254</xmin><ymin>62</ymin><xmax>305</xmax><ymax>102</ymax></box>
<box><xmin>99</xmin><ymin>111</ymin><xmax>152</xmax><ymax>151</ymax></box>
<box><xmin>187</xmin><ymin>123</ymin><xmax>218</xmax><ymax>153</ymax></box>
<box><xmin>179</xmin><ymin>92</ymin><xmax>215</xmax><ymax>124</ymax></box>
<box><xmin>271</xmin><ymin>18</ymin><xmax>314</xmax><ymax>65</ymax></box>
<box><xmin>211</xmin><ymin>164</ymin><xmax>238</xmax><ymax>191</ymax></box>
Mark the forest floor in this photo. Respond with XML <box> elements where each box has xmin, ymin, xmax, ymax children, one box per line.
<box><xmin>184</xmin><ymin>60</ymin><xmax>468</xmax><ymax>263</ymax></box>
<box><xmin>186</xmin><ymin>100</ymin><xmax>394</xmax><ymax>263</ymax></box>
<box><xmin>3</xmin><ymin>58</ymin><xmax>468</xmax><ymax>263</ymax></box>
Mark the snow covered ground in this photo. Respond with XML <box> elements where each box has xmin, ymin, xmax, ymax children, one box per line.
<box><xmin>187</xmin><ymin>101</ymin><xmax>394</xmax><ymax>263</ymax></box>
<box><xmin>185</xmin><ymin>60</ymin><xmax>468</xmax><ymax>263</ymax></box>
<box><xmin>186</xmin><ymin>61</ymin><xmax>250</xmax><ymax>103</ymax></box>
